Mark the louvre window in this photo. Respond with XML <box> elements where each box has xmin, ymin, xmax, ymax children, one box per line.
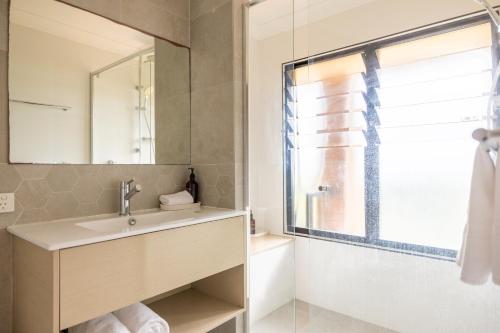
<box><xmin>284</xmin><ymin>18</ymin><xmax>494</xmax><ymax>259</ymax></box>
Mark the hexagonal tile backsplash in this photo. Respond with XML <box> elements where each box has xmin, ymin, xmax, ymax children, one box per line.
<box><xmin>0</xmin><ymin>164</ymin><xmax>188</xmax><ymax>228</ymax></box>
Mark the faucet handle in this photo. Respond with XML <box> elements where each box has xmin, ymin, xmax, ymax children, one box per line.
<box><xmin>127</xmin><ymin>178</ymin><xmax>136</xmax><ymax>185</ymax></box>
<box><xmin>135</xmin><ymin>184</ymin><xmax>143</xmax><ymax>192</ymax></box>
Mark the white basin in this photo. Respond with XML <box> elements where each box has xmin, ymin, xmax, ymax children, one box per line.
<box><xmin>76</xmin><ymin>210</ymin><xmax>197</xmax><ymax>233</ymax></box>
<box><xmin>7</xmin><ymin>206</ymin><xmax>247</xmax><ymax>250</ymax></box>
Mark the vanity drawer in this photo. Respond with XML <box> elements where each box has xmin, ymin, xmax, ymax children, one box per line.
<box><xmin>59</xmin><ymin>216</ymin><xmax>245</xmax><ymax>329</ymax></box>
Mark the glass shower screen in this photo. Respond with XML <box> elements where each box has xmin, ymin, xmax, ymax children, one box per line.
<box><xmin>91</xmin><ymin>49</ymin><xmax>155</xmax><ymax>164</ymax></box>
<box><xmin>246</xmin><ymin>0</ymin><xmax>500</xmax><ymax>333</ymax></box>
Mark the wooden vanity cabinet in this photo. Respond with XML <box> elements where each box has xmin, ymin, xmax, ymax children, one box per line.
<box><xmin>13</xmin><ymin>216</ymin><xmax>246</xmax><ymax>333</ymax></box>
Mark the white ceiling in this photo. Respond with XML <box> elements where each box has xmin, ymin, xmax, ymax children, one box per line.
<box><xmin>248</xmin><ymin>0</ymin><xmax>500</xmax><ymax>41</ymax></box>
<box><xmin>10</xmin><ymin>0</ymin><xmax>154</xmax><ymax>56</ymax></box>
<box><xmin>249</xmin><ymin>0</ymin><xmax>379</xmax><ymax>40</ymax></box>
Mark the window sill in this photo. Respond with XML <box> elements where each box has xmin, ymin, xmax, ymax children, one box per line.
<box><xmin>285</xmin><ymin>227</ymin><xmax>457</xmax><ymax>262</ymax></box>
<box><xmin>250</xmin><ymin>232</ymin><xmax>294</xmax><ymax>256</ymax></box>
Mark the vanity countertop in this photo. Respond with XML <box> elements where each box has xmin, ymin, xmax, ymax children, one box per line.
<box><xmin>7</xmin><ymin>207</ymin><xmax>247</xmax><ymax>251</ymax></box>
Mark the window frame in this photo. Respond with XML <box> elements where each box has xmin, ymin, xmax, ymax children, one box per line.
<box><xmin>282</xmin><ymin>13</ymin><xmax>498</xmax><ymax>261</ymax></box>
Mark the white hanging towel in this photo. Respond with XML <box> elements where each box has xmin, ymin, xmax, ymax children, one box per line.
<box><xmin>458</xmin><ymin>145</ymin><xmax>495</xmax><ymax>285</ymax></box>
<box><xmin>69</xmin><ymin>313</ymin><xmax>131</xmax><ymax>333</ymax></box>
<box><xmin>113</xmin><ymin>303</ymin><xmax>170</xmax><ymax>333</ymax></box>
<box><xmin>492</xmin><ymin>152</ymin><xmax>500</xmax><ymax>285</ymax></box>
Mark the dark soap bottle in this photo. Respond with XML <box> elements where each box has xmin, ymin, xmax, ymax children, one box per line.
<box><xmin>250</xmin><ymin>211</ymin><xmax>256</xmax><ymax>235</ymax></box>
<box><xmin>185</xmin><ymin>168</ymin><xmax>199</xmax><ymax>203</ymax></box>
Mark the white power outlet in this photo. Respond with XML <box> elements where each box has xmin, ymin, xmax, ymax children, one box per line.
<box><xmin>0</xmin><ymin>193</ymin><xmax>15</xmax><ymax>213</ymax></box>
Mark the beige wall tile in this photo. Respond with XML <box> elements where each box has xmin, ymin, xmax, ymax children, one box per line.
<box><xmin>133</xmin><ymin>186</ymin><xmax>160</xmax><ymax>210</ymax></box>
<box><xmin>0</xmin><ymin>129</ymin><xmax>7</xmax><ymax>164</ymax></box>
<box><xmin>57</xmin><ymin>0</ymin><xmax>189</xmax><ymax>46</ymax></box>
<box><xmin>121</xmin><ymin>166</ymin><xmax>143</xmax><ymax>185</ymax></box>
<box><xmin>156</xmin><ymin>93</ymin><xmax>191</xmax><ymax>164</ymax></box>
<box><xmin>14</xmin><ymin>165</ymin><xmax>51</xmax><ymax>180</ymax></box>
<box><xmin>46</xmin><ymin>165</ymin><xmax>78</xmax><ymax>192</ymax></box>
<box><xmin>45</xmin><ymin>192</ymin><xmax>78</xmax><ymax>220</ymax></box>
<box><xmin>193</xmin><ymin>163</ymin><xmax>235</xmax><ymax>209</ymax></box>
<box><xmin>156</xmin><ymin>173</ymin><xmax>179</xmax><ymax>194</ymax></box>
<box><xmin>0</xmin><ymin>50</ymin><xmax>7</xmax><ymax>164</ymax></box>
<box><xmin>233</xmin><ymin>80</ymin><xmax>244</xmax><ymax>210</ymax></box>
<box><xmin>0</xmin><ymin>202</ymin><xmax>22</xmax><ymax>229</ymax></box>
<box><xmin>190</xmin><ymin>0</ymin><xmax>233</xmax><ymax>90</ymax></box>
<box><xmin>191</xmin><ymin>82</ymin><xmax>235</xmax><ymax>165</ymax></box>
<box><xmin>148</xmin><ymin>0</ymin><xmax>190</xmax><ymax>20</ymax></box>
<box><xmin>233</xmin><ymin>80</ymin><xmax>244</xmax><ymax>163</ymax></box>
<box><xmin>0</xmin><ymin>0</ymin><xmax>7</xmax><ymax>52</ymax></box>
<box><xmin>232</xmin><ymin>0</ymin><xmax>244</xmax><ymax>84</ymax></box>
<box><xmin>155</xmin><ymin>39</ymin><xmax>191</xmax><ymax>164</ymax></box>
<box><xmin>0</xmin><ymin>229</ymin><xmax>12</xmax><ymax>333</ymax></box>
<box><xmin>97</xmin><ymin>165</ymin><xmax>128</xmax><ymax>190</ymax></box>
<box><xmin>154</xmin><ymin>165</ymin><xmax>187</xmax><ymax>195</ymax></box>
<box><xmin>72</xmin><ymin>175</ymin><xmax>103</xmax><ymax>204</ymax></box>
<box><xmin>0</xmin><ymin>165</ymin><xmax>189</xmax><ymax>228</ymax></box>
<box><xmin>190</xmin><ymin>0</ymin><xmax>230</xmax><ymax>21</ymax></box>
<box><xmin>16</xmin><ymin>208</ymin><xmax>49</xmax><ymax>225</ymax></box>
<box><xmin>189</xmin><ymin>0</ymin><xmax>244</xmax><ymax>210</ymax></box>
<box><xmin>0</xmin><ymin>165</ymin><xmax>21</xmax><ymax>193</ymax></box>
<box><xmin>57</xmin><ymin>0</ymin><xmax>123</xmax><ymax>25</ymax></box>
<box><xmin>15</xmin><ymin>180</ymin><xmax>51</xmax><ymax>209</ymax></box>
<box><xmin>156</xmin><ymin>39</ymin><xmax>190</xmax><ymax>96</ymax></box>
<box><xmin>234</xmin><ymin>161</ymin><xmax>244</xmax><ymax>210</ymax></box>
<box><xmin>122</xmin><ymin>0</ymin><xmax>190</xmax><ymax>47</ymax></box>
<box><xmin>72</xmin><ymin>165</ymin><xmax>102</xmax><ymax>177</ymax></box>
<box><xmin>96</xmin><ymin>188</ymin><xmax>120</xmax><ymax>214</ymax></box>
<box><xmin>76</xmin><ymin>202</ymin><xmax>100</xmax><ymax>217</ymax></box>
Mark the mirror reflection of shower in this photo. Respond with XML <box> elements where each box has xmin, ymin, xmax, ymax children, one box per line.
<box><xmin>91</xmin><ymin>48</ymin><xmax>156</xmax><ymax>164</ymax></box>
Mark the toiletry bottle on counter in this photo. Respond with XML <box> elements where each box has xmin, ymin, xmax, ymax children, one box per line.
<box><xmin>250</xmin><ymin>211</ymin><xmax>256</xmax><ymax>235</ymax></box>
<box><xmin>186</xmin><ymin>168</ymin><xmax>199</xmax><ymax>203</ymax></box>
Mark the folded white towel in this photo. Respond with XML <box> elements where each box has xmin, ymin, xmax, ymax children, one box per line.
<box><xmin>159</xmin><ymin>190</ymin><xmax>193</xmax><ymax>205</ymax></box>
<box><xmin>113</xmin><ymin>303</ymin><xmax>169</xmax><ymax>333</ymax></box>
<box><xmin>458</xmin><ymin>145</ymin><xmax>495</xmax><ymax>285</ymax></box>
<box><xmin>69</xmin><ymin>313</ymin><xmax>131</xmax><ymax>333</ymax></box>
<box><xmin>493</xmin><ymin>152</ymin><xmax>500</xmax><ymax>285</ymax></box>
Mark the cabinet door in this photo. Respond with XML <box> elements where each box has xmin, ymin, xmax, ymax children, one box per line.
<box><xmin>59</xmin><ymin>217</ymin><xmax>245</xmax><ymax>329</ymax></box>
<box><xmin>13</xmin><ymin>238</ymin><xmax>60</xmax><ymax>333</ymax></box>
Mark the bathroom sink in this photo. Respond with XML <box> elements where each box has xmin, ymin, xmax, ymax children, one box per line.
<box><xmin>7</xmin><ymin>206</ymin><xmax>246</xmax><ymax>250</ymax></box>
<box><xmin>76</xmin><ymin>210</ymin><xmax>196</xmax><ymax>233</ymax></box>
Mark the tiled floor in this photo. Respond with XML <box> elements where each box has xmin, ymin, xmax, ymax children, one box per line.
<box><xmin>251</xmin><ymin>300</ymin><xmax>397</xmax><ymax>333</ymax></box>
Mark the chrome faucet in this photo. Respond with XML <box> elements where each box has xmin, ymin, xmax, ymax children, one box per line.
<box><xmin>119</xmin><ymin>178</ymin><xmax>142</xmax><ymax>216</ymax></box>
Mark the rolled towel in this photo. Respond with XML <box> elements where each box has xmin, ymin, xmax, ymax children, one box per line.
<box><xmin>159</xmin><ymin>190</ymin><xmax>193</xmax><ymax>205</ymax></box>
<box><xmin>69</xmin><ymin>313</ymin><xmax>131</xmax><ymax>333</ymax></box>
<box><xmin>113</xmin><ymin>303</ymin><xmax>170</xmax><ymax>333</ymax></box>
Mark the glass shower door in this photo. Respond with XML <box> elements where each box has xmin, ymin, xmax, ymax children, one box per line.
<box><xmin>91</xmin><ymin>49</ymin><xmax>155</xmax><ymax>164</ymax></box>
<box><xmin>247</xmin><ymin>1</ymin><xmax>500</xmax><ymax>333</ymax></box>
<box><xmin>247</xmin><ymin>0</ymin><xmax>297</xmax><ymax>332</ymax></box>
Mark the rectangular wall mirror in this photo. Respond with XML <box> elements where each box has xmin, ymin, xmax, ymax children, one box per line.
<box><xmin>8</xmin><ymin>0</ymin><xmax>191</xmax><ymax>165</ymax></box>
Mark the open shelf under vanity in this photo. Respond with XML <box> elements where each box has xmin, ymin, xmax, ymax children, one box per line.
<box><xmin>147</xmin><ymin>288</ymin><xmax>245</xmax><ymax>333</ymax></box>
<box><xmin>144</xmin><ymin>264</ymin><xmax>246</xmax><ymax>333</ymax></box>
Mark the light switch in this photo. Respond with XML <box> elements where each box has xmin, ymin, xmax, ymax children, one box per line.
<box><xmin>0</xmin><ymin>193</ymin><xmax>15</xmax><ymax>213</ymax></box>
